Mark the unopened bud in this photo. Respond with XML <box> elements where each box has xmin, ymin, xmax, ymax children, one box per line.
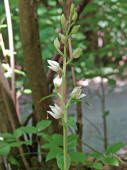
<box><xmin>54</xmin><ymin>38</ymin><xmax>60</xmax><ymax>49</ymax></box>
<box><xmin>72</xmin><ymin>11</ymin><xmax>78</xmax><ymax>23</ymax></box>
<box><xmin>59</xmin><ymin>33</ymin><xmax>66</xmax><ymax>44</ymax></box>
<box><xmin>72</xmin><ymin>48</ymin><xmax>82</xmax><ymax>59</ymax></box>
<box><xmin>61</xmin><ymin>14</ymin><xmax>66</xmax><ymax>28</ymax></box>
<box><xmin>70</xmin><ymin>3</ymin><xmax>75</xmax><ymax>16</ymax></box>
<box><xmin>71</xmin><ymin>25</ymin><xmax>80</xmax><ymax>34</ymax></box>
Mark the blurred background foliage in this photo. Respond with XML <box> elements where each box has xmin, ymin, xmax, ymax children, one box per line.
<box><xmin>0</xmin><ymin>0</ymin><xmax>127</xmax><ymax>89</ymax></box>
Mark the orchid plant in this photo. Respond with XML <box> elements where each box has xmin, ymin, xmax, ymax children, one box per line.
<box><xmin>47</xmin><ymin>4</ymin><xmax>85</xmax><ymax>170</ymax></box>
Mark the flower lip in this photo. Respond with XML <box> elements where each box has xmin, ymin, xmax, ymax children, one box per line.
<box><xmin>53</xmin><ymin>74</ymin><xmax>62</xmax><ymax>88</ymax></box>
<box><xmin>48</xmin><ymin>60</ymin><xmax>61</xmax><ymax>72</ymax></box>
<box><xmin>47</xmin><ymin>104</ymin><xmax>62</xmax><ymax>119</ymax></box>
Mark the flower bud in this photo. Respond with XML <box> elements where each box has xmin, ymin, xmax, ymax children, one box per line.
<box><xmin>54</xmin><ymin>38</ymin><xmax>60</xmax><ymax>49</ymax></box>
<box><xmin>70</xmin><ymin>3</ymin><xmax>75</xmax><ymax>16</ymax></box>
<box><xmin>48</xmin><ymin>60</ymin><xmax>61</xmax><ymax>72</ymax></box>
<box><xmin>47</xmin><ymin>104</ymin><xmax>63</xmax><ymax>119</ymax></box>
<box><xmin>71</xmin><ymin>25</ymin><xmax>80</xmax><ymax>34</ymax></box>
<box><xmin>59</xmin><ymin>33</ymin><xmax>66</xmax><ymax>44</ymax></box>
<box><xmin>72</xmin><ymin>48</ymin><xmax>82</xmax><ymax>59</ymax></box>
<box><xmin>72</xmin><ymin>11</ymin><xmax>78</xmax><ymax>23</ymax></box>
<box><xmin>53</xmin><ymin>74</ymin><xmax>62</xmax><ymax>88</ymax></box>
<box><xmin>70</xmin><ymin>86</ymin><xmax>86</xmax><ymax>99</ymax></box>
<box><xmin>61</xmin><ymin>14</ymin><xmax>66</xmax><ymax>28</ymax></box>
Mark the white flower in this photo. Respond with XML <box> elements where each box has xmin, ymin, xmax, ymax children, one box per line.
<box><xmin>0</xmin><ymin>137</ymin><xmax>4</xmax><ymax>141</ymax></box>
<box><xmin>48</xmin><ymin>60</ymin><xmax>61</xmax><ymax>72</ymax></box>
<box><xmin>70</xmin><ymin>86</ymin><xmax>86</xmax><ymax>99</ymax></box>
<box><xmin>47</xmin><ymin>104</ymin><xmax>63</xmax><ymax>119</ymax></box>
<box><xmin>53</xmin><ymin>74</ymin><xmax>62</xmax><ymax>88</ymax></box>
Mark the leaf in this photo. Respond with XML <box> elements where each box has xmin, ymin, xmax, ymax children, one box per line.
<box><xmin>56</xmin><ymin>154</ymin><xmax>71</xmax><ymax>170</ymax></box>
<box><xmin>69</xmin><ymin>152</ymin><xmax>86</xmax><ymax>163</ymax></box>
<box><xmin>0</xmin><ymin>143</ymin><xmax>11</xmax><ymax>156</ymax></box>
<box><xmin>105</xmin><ymin>142</ymin><xmax>124</xmax><ymax>155</ymax></box>
<box><xmin>8</xmin><ymin>156</ymin><xmax>20</xmax><ymax>166</ymax></box>
<box><xmin>0</xmin><ymin>133</ymin><xmax>13</xmax><ymax>139</ymax></box>
<box><xmin>93</xmin><ymin>162</ymin><xmax>103</xmax><ymax>170</ymax></box>
<box><xmin>103</xmin><ymin>110</ymin><xmax>110</xmax><ymax>118</ymax></box>
<box><xmin>36</xmin><ymin>120</ymin><xmax>51</xmax><ymax>131</ymax></box>
<box><xmin>41</xmin><ymin>143</ymin><xmax>51</xmax><ymax>149</ymax></box>
<box><xmin>22</xmin><ymin>140</ymin><xmax>32</xmax><ymax>145</ymax></box>
<box><xmin>41</xmin><ymin>134</ymin><xmax>63</xmax><ymax>149</ymax></box>
<box><xmin>62</xmin><ymin>117</ymin><xmax>77</xmax><ymax>130</ymax></box>
<box><xmin>14</xmin><ymin>69</ymin><xmax>26</xmax><ymax>76</ymax></box>
<box><xmin>67</xmin><ymin>135</ymin><xmax>78</xmax><ymax>148</ymax></box>
<box><xmin>39</xmin><ymin>93</ymin><xmax>57</xmax><ymax>103</ymax></box>
<box><xmin>23</xmin><ymin>89</ymin><xmax>32</xmax><ymax>94</ymax></box>
<box><xmin>52</xmin><ymin>134</ymin><xmax>63</xmax><ymax>146</ymax></box>
<box><xmin>102</xmin><ymin>156</ymin><xmax>119</xmax><ymax>166</ymax></box>
<box><xmin>108</xmin><ymin>79</ymin><xmax>116</xmax><ymax>86</ymax></box>
<box><xmin>90</xmin><ymin>152</ymin><xmax>102</xmax><ymax>159</ymax></box>
<box><xmin>46</xmin><ymin>147</ymin><xmax>62</xmax><ymax>161</ymax></box>
<box><xmin>37</xmin><ymin>133</ymin><xmax>51</xmax><ymax>142</ymax></box>
<box><xmin>70</xmin><ymin>98</ymin><xmax>82</xmax><ymax>104</ymax></box>
<box><xmin>13</xmin><ymin>128</ymin><xmax>24</xmax><ymax>138</ymax></box>
<box><xmin>9</xmin><ymin>141</ymin><xmax>23</xmax><ymax>147</ymax></box>
<box><xmin>21</xmin><ymin>126</ymin><xmax>37</xmax><ymax>134</ymax></box>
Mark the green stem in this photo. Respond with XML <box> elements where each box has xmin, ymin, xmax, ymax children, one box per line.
<box><xmin>62</xmin><ymin>41</ymin><xmax>68</xmax><ymax>170</ymax></box>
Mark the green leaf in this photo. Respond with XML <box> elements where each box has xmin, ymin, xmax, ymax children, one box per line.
<box><xmin>105</xmin><ymin>142</ymin><xmax>124</xmax><ymax>155</ymax></box>
<box><xmin>41</xmin><ymin>143</ymin><xmax>51</xmax><ymax>149</ymax></box>
<box><xmin>37</xmin><ymin>133</ymin><xmax>51</xmax><ymax>142</ymax></box>
<box><xmin>39</xmin><ymin>93</ymin><xmax>57</xmax><ymax>103</ymax></box>
<box><xmin>103</xmin><ymin>110</ymin><xmax>110</xmax><ymax>118</ymax></box>
<box><xmin>36</xmin><ymin>120</ymin><xmax>51</xmax><ymax>131</ymax></box>
<box><xmin>51</xmin><ymin>134</ymin><xmax>63</xmax><ymax>147</ymax></box>
<box><xmin>21</xmin><ymin>126</ymin><xmax>37</xmax><ymax>134</ymax></box>
<box><xmin>0</xmin><ymin>143</ymin><xmax>11</xmax><ymax>156</ymax></box>
<box><xmin>41</xmin><ymin>134</ymin><xmax>63</xmax><ymax>149</ymax></box>
<box><xmin>70</xmin><ymin>98</ymin><xmax>82</xmax><ymax>104</ymax></box>
<box><xmin>13</xmin><ymin>128</ymin><xmax>24</xmax><ymax>138</ymax></box>
<box><xmin>0</xmin><ymin>133</ymin><xmax>13</xmax><ymax>138</ymax></box>
<box><xmin>93</xmin><ymin>162</ymin><xmax>103</xmax><ymax>170</ymax></box>
<box><xmin>56</xmin><ymin>154</ymin><xmax>71</xmax><ymax>170</ymax></box>
<box><xmin>23</xmin><ymin>89</ymin><xmax>32</xmax><ymax>94</ymax></box>
<box><xmin>69</xmin><ymin>152</ymin><xmax>86</xmax><ymax>163</ymax></box>
<box><xmin>9</xmin><ymin>141</ymin><xmax>23</xmax><ymax>147</ymax></box>
<box><xmin>62</xmin><ymin>117</ymin><xmax>77</xmax><ymax>130</ymax></box>
<box><xmin>22</xmin><ymin>140</ymin><xmax>32</xmax><ymax>145</ymax></box>
<box><xmin>8</xmin><ymin>156</ymin><xmax>20</xmax><ymax>166</ymax></box>
<box><xmin>90</xmin><ymin>152</ymin><xmax>102</xmax><ymax>159</ymax></box>
<box><xmin>46</xmin><ymin>147</ymin><xmax>63</xmax><ymax>161</ymax></box>
<box><xmin>14</xmin><ymin>69</ymin><xmax>26</xmax><ymax>76</ymax></box>
<box><xmin>102</xmin><ymin>157</ymin><xmax>119</xmax><ymax>166</ymax></box>
<box><xmin>67</xmin><ymin>135</ymin><xmax>78</xmax><ymax>148</ymax></box>
<box><xmin>108</xmin><ymin>79</ymin><xmax>116</xmax><ymax>86</ymax></box>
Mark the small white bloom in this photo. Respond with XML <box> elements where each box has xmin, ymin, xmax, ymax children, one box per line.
<box><xmin>53</xmin><ymin>74</ymin><xmax>62</xmax><ymax>88</ymax></box>
<box><xmin>48</xmin><ymin>60</ymin><xmax>61</xmax><ymax>72</ymax></box>
<box><xmin>0</xmin><ymin>137</ymin><xmax>4</xmax><ymax>141</ymax></box>
<box><xmin>47</xmin><ymin>104</ymin><xmax>62</xmax><ymax>119</ymax></box>
<box><xmin>70</xmin><ymin>86</ymin><xmax>86</xmax><ymax>99</ymax></box>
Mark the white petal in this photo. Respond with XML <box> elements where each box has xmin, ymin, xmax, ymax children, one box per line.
<box><xmin>79</xmin><ymin>93</ymin><xmax>86</xmax><ymax>99</ymax></box>
<box><xmin>48</xmin><ymin>60</ymin><xmax>60</xmax><ymax>67</ymax></box>
<box><xmin>47</xmin><ymin>111</ymin><xmax>60</xmax><ymax>119</ymax></box>
<box><xmin>54</xmin><ymin>104</ymin><xmax>62</xmax><ymax>113</ymax></box>
<box><xmin>53</xmin><ymin>75</ymin><xmax>62</xmax><ymax>87</ymax></box>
